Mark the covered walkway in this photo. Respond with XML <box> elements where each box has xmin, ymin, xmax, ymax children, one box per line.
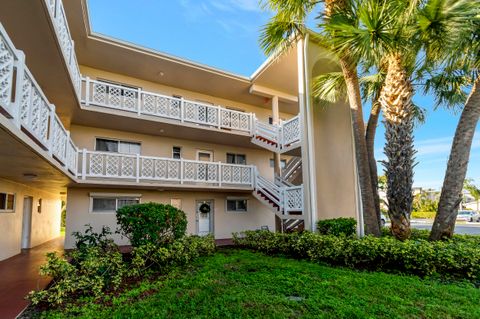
<box><xmin>0</xmin><ymin>237</ymin><xmax>64</xmax><ymax>319</ymax></box>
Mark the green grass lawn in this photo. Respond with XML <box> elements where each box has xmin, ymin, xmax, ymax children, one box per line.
<box><xmin>39</xmin><ymin>248</ymin><xmax>480</xmax><ymax>319</ymax></box>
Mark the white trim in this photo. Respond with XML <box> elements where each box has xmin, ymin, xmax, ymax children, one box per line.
<box><xmin>225</xmin><ymin>198</ymin><xmax>249</xmax><ymax>213</ymax></box>
<box><xmin>196</xmin><ymin>150</ymin><xmax>214</xmax><ymax>162</ymax></box>
<box><xmin>88</xmin><ymin>194</ymin><xmax>141</xmax><ymax>214</ymax></box>
<box><xmin>0</xmin><ymin>192</ymin><xmax>16</xmax><ymax>213</ymax></box>
<box><xmin>89</xmin><ymin>192</ymin><xmax>143</xmax><ymax>198</ymax></box>
<box><xmin>94</xmin><ymin>137</ymin><xmax>142</xmax><ymax>155</ymax></box>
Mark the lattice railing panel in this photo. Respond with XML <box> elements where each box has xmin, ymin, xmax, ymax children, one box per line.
<box><xmin>0</xmin><ymin>31</ymin><xmax>15</xmax><ymax>112</ymax></box>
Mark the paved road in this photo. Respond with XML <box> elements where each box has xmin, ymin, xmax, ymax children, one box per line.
<box><xmin>411</xmin><ymin>222</ymin><xmax>480</xmax><ymax>235</ymax></box>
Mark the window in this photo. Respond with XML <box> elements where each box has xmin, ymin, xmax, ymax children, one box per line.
<box><xmin>226</xmin><ymin>153</ymin><xmax>246</xmax><ymax>165</ymax></box>
<box><xmin>270</xmin><ymin>159</ymin><xmax>287</xmax><ymax>169</ymax></box>
<box><xmin>95</xmin><ymin>138</ymin><xmax>141</xmax><ymax>155</ymax></box>
<box><xmin>226</xmin><ymin>199</ymin><xmax>248</xmax><ymax>212</ymax></box>
<box><xmin>90</xmin><ymin>194</ymin><xmax>141</xmax><ymax>213</ymax></box>
<box><xmin>172</xmin><ymin>146</ymin><xmax>182</xmax><ymax>159</ymax></box>
<box><xmin>97</xmin><ymin>79</ymin><xmax>139</xmax><ymax>96</ymax></box>
<box><xmin>0</xmin><ymin>192</ymin><xmax>15</xmax><ymax>212</ymax></box>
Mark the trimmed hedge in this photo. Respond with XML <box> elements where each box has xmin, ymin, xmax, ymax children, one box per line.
<box><xmin>316</xmin><ymin>218</ymin><xmax>356</xmax><ymax>237</ymax></box>
<box><xmin>116</xmin><ymin>203</ymin><xmax>187</xmax><ymax>247</ymax></box>
<box><xmin>233</xmin><ymin>230</ymin><xmax>480</xmax><ymax>281</ymax></box>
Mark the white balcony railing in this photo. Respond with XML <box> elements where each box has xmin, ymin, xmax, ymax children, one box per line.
<box><xmin>0</xmin><ymin>22</ymin><xmax>78</xmax><ymax>177</ymax></box>
<box><xmin>81</xmin><ymin>77</ymin><xmax>253</xmax><ymax>133</ymax></box>
<box><xmin>45</xmin><ymin>0</ymin><xmax>81</xmax><ymax>96</ymax></box>
<box><xmin>252</xmin><ymin>115</ymin><xmax>301</xmax><ymax>152</ymax></box>
<box><xmin>78</xmin><ymin>150</ymin><xmax>255</xmax><ymax>188</ymax></box>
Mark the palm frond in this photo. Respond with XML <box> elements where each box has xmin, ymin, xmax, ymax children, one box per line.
<box><xmin>311</xmin><ymin>71</ymin><xmax>347</xmax><ymax>104</ymax></box>
<box><xmin>259</xmin><ymin>0</ymin><xmax>319</xmax><ymax>55</ymax></box>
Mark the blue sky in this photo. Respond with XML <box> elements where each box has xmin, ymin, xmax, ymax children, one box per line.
<box><xmin>88</xmin><ymin>0</ymin><xmax>479</xmax><ymax>189</ymax></box>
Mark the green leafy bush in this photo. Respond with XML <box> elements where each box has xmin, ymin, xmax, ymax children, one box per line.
<box><xmin>316</xmin><ymin>218</ymin><xmax>356</xmax><ymax>237</ymax></box>
<box><xmin>28</xmin><ymin>233</ymin><xmax>215</xmax><ymax>307</ymax></box>
<box><xmin>28</xmin><ymin>246</ymin><xmax>126</xmax><ymax>306</ymax></box>
<box><xmin>411</xmin><ymin>211</ymin><xmax>437</xmax><ymax>219</ymax></box>
<box><xmin>233</xmin><ymin>230</ymin><xmax>480</xmax><ymax>281</ymax></box>
<box><xmin>130</xmin><ymin>235</ymin><xmax>216</xmax><ymax>276</ymax></box>
<box><xmin>72</xmin><ymin>224</ymin><xmax>115</xmax><ymax>253</ymax></box>
<box><xmin>116</xmin><ymin>202</ymin><xmax>187</xmax><ymax>247</ymax></box>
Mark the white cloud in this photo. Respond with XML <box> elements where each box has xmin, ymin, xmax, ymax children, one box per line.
<box><xmin>231</xmin><ymin>0</ymin><xmax>262</xmax><ymax>11</ymax></box>
<box><xmin>209</xmin><ymin>0</ymin><xmax>262</xmax><ymax>12</ymax></box>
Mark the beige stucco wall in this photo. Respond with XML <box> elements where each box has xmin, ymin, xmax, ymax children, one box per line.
<box><xmin>65</xmin><ymin>188</ymin><xmax>275</xmax><ymax>248</ymax></box>
<box><xmin>80</xmin><ymin>66</ymin><xmax>295</xmax><ymax>122</ymax></box>
<box><xmin>70</xmin><ymin>124</ymin><xmax>291</xmax><ymax>181</ymax></box>
<box><xmin>0</xmin><ymin>178</ymin><xmax>62</xmax><ymax>261</ymax></box>
<box><xmin>305</xmin><ymin>42</ymin><xmax>359</xmax><ymax>223</ymax></box>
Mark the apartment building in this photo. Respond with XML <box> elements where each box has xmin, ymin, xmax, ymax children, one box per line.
<box><xmin>0</xmin><ymin>0</ymin><xmax>360</xmax><ymax>260</ymax></box>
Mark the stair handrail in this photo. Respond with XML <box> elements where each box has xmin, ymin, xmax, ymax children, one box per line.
<box><xmin>281</xmin><ymin>157</ymin><xmax>302</xmax><ymax>179</ymax></box>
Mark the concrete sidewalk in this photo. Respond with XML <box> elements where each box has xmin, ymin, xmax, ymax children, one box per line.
<box><xmin>0</xmin><ymin>237</ymin><xmax>64</xmax><ymax>319</ymax></box>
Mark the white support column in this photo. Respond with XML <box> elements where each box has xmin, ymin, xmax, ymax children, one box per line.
<box><xmin>218</xmin><ymin>162</ymin><xmax>223</xmax><ymax>187</ymax></box>
<box><xmin>13</xmin><ymin>51</ymin><xmax>26</xmax><ymax>128</ymax></box>
<box><xmin>136</xmin><ymin>154</ymin><xmax>140</xmax><ymax>183</ymax></box>
<box><xmin>47</xmin><ymin>104</ymin><xmax>56</xmax><ymax>156</ymax></box>
<box><xmin>180</xmin><ymin>158</ymin><xmax>184</xmax><ymax>184</ymax></box>
<box><xmin>272</xmin><ymin>95</ymin><xmax>281</xmax><ymax>175</ymax></box>
<box><xmin>84</xmin><ymin>76</ymin><xmax>90</xmax><ymax>106</ymax></box>
<box><xmin>137</xmin><ymin>88</ymin><xmax>142</xmax><ymax>116</ymax></box>
<box><xmin>81</xmin><ymin>148</ymin><xmax>87</xmax><ymax>180</ymax></box>
<box><xmin>180</xmin><ymin>98</ymin><xmax>185</xmax><ymax>123</ymax></box>
<box><xmin>65</xmin><ymin>131</ymin><xmax>71</xmax><ymax>165</ymax></box>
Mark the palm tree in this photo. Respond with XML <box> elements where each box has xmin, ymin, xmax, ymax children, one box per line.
<box><xmin>260</xmin><ymin>0</ymin><xmax>381</xmax><ymax>236</ymax></box>
<box><xmin>415</xmin><ymin>0</ymin><xmax>479</xmax><ymax>240</ymax></box>
<box><xmin>323</xmin><ymin>0</ymin><xmax>420</xmax><ymax>240</ymax></box>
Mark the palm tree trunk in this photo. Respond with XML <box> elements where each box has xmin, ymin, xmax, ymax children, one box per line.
<box><xmin>379</xmin><ymin>53</ymin><xmax>415</xmax><ymax>241</ymax></box>
<box><xmin>340</xmin><ymin>58</ymin><xmax>381</xmax><ymax>236</ymax></box>
<box><xmin>430</xmin><ymin>77</ymin><xmax>480</xmax><ymax>240</ymax></box>
<box><xmin>366</xmin><ymin>101</ymin><xmax>382</xmax><ymax>229</ymax></box>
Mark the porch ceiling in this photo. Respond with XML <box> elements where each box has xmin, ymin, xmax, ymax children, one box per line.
<box><xmin>0</xmin><ymin>127</ymin><xmax>72</xmax><ymax>195</ymax></box>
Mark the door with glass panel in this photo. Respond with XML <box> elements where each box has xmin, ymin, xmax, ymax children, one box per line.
<box><xmin>196</xmin><ymin>150</ymin><xmax>213</xmax><ymax>182</ymax></box>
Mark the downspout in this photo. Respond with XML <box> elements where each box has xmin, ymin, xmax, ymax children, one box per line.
<box><xmin>351</xmin><ymin>109</ymin><xmax>365</xmax><ymax>237</ymax></box>
<box><xmin>300</xmin><ymin>33</ymin><xmax>319</xmax><ymax>232</ymax></box>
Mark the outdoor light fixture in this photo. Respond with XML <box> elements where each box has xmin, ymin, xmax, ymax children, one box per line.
<box><xmin>37</xmin><ymin>198</ymin><xmax>42</xmax><ymax>214</ymax></box>
<box><xmin>23</xmin><ymin>173</ymin><xmax>38</xmax><ymax>180</ymax></box>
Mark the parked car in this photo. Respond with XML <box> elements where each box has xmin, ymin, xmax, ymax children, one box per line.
<box><xmin>456</xmin><ymin>211</ymin><xmax>480</xmax><ymax>222</ymax></box>
<box><xmin>380</xmin><ymin>213</ymin><xmax>388</xmax><ymax>227</ymax></box>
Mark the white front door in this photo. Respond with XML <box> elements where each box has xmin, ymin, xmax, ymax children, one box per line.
<box><xmin>196</xmin><ymin>200</ymin><xmax>213</xmax><ymax>236</ymax></box>
<box><xmin>21</xmin><ymin>196</ymin><xmax>33</xmax><ymax>249</ymax></box>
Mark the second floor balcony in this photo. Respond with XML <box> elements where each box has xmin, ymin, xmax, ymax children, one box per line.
<box><xmin>80</xmin><ymin>77</ymin><xmax>302</xmax><ymax>154</ymax></box>
<box><xmin>77</xmin><ymin>150</ymin><xmax>256</xmax><ymax>190</ymax></box>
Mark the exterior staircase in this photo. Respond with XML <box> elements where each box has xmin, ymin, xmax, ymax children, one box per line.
<box><xmin>251</xmin><ymin>116</ymin><xmax>301</xmax><ymax>154</ymax></box>
<box><xmin>253</xmin><ymin>170</ymin><xmax>304</xmax><ymax>232</ymax></box>
<box><xmin>281</xmin><ymin>157</ymin><xmax>302</xmax><ymax>185</ymax></box>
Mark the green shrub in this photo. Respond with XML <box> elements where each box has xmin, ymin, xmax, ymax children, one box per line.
<box><xmin>316</xmin><ymin>218</ymin><xmax>356</xmax><ymax>237</ymax></box>
<box><xmin>28</xmin><ymin>233</ymin><xmax>215</xmax><ymax>307</ymax></box>
<box><xmin>130</xmin><ymin>235</ymin><xmax>216</xmax><ymax>276</ymax></box>
<box><xmin>28</xmin><ymin>247</ymin><xmax>126</xmax><ymax>306</ymax></box>
<box><xmin>411</xmin><ymin>211</ymin><xmax>437</xmax><ymax>219</ymax></box>
<box><xmin>72</xmin><ymin>224</ymin><xmax>115</xmax><ymax>254</ymax></box>
<box><xmin>116</xmin><ymin>202</ymin><xmax>187</xmax><ymax>247</ymax></box>
<box><xmin>233</xmin><ymin>230</ymin><xmax>480</xmax><ymax>281</ymax></box>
